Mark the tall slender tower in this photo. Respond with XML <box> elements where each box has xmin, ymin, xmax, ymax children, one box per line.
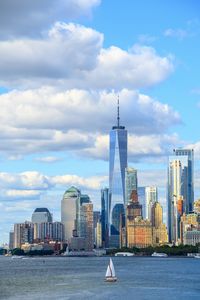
<box><xmin>168</xmin><ymin>148</ymin><xmax>194</xmax><ymax>244</ymax></box>
<box><xmin>109</xmin><ymin>96</ymin><xmax>127</xmax><ymax>247</ymax></box>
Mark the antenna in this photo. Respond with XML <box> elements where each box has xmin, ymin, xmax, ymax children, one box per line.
<box><xmin>117</xmin><ymin>95</ymin><xmax>120</xmax><ymax>127</ymax></box>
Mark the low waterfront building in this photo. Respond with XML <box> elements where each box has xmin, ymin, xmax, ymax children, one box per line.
<box><xmin>183</xmin><ymin>230</ymin><xmax>200</xmax><ymax>246</ymax></box>
<box><xmin>180</xmin><ymin>212</ymin><xmax>199</xmax><ymax>244</ymax></box>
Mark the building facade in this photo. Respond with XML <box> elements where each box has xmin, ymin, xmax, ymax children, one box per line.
<box><xmin>125</xmin><ymin>167</ymin><xmax>137</xmax><ymax>205</ymax></box>
<box><xmin>109</xmin><ymin>99</ymin><xmax>127</xmax><ymax>247</ymax></box>
<box><xmin>173</xmin><ymin>149</ymin><xmax>194</xmax><ymax>213</ymax></box>
<box><xmin>101</xmin><ymin>188</ymin><xmax>109</xmax><ymax>247</ymax></box>
<box><xmin>151</xmin><ymin>202</ymin><xmax>168</xmax><ymax>245</ymax></box>
<box><xmin>167</xmin><ymin>149</ymin><xmax>194</xmax><ymax>244</ymax></box>
<box><xmin>61</xmin><ymin>186</ymin><xmax>80</xmax><ymax>242</ymax></box>
<box><xmin>32</xmin><ymin>208</ymin><xmax>52</xmax><ymax>223</ymax></box>
<box><xmin>145</xmin><ymin>186</ymin><xmax>158</xmax><ymax>220</ymax></box>
<box><xmin>127</xmin><ymin>216</ymin><xmax>153</xmax><ymax>248</ymax></box>
<box><xmin>14</xmin><ymin>222</ymin><xmax>34</xmax><ymax>248</ymax></box>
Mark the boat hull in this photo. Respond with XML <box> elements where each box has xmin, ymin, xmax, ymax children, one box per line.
<box><xmin>105</xmin><ymin>277</ymin><xmax>117</xmax><ymax>282</ymax></box>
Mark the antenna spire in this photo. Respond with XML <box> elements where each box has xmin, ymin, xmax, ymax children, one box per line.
<box><xmin>117</xmin><ymin>95</ymin><xmax>120</xmax><ymax>127</ymax></box>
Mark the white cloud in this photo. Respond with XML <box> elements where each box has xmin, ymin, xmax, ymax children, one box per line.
<box><xmin>0</xmin><ymin>88</ymin><xmax>181</xmax><ymax>159</ymax></box>
<box><xmin>0</xmin><ymin>171</ymin><xmax>107</xmax><ymax>199</ymax></box>
<box><xmin>164</xmin><ymin>28</ymin><xmax>188</xmax><ymax>40</ymax></box>
<box><xmin>0</xmin><ymin>23</ymin><xmax>173</xmax><ymax>89</ymax></box>
<box><xmin>35</xmin><ymin>156</ymin><xmax>62</xmax><ymax>163</ymax></box>
<box><xmin>0</xmin><ymin>0</ymin><xmax>101</xmax><ymax>38</ymax></box>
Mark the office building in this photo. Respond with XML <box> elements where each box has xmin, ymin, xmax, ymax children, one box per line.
<box><xmin>151</xmin><ymin>202</ymin><xmax>168</xmax><ymax>245</ymax></box>
<box><xmin>101</xmin><ymin>188</ymin><xmax>109</xmax><ymax>247</ymax></box>
<box><xmin>180</xmin><ymin>212</ymin><xmax>200</xmax><ymax>244</ymax></box>
<box><xmin>125</xmin><ymin>167</ymin><xmax>137</xmax><ymax>205</ymax></box>
<box><xmin>93</xmin><ymin>211</ymin><xmax>101</xmax><ymax>248</ymax></box>
<box><xmin>127</xmin><ymin>216</ymin><xmax>153</xmax><ymax>248</ymax></box>
<box><xmin>61</xmin><ymin>186</ymin><xmax>80</xmax><ymax>242</ymax></box>
<box><xmin>109</xmin><ymin>98</ymin><xmax>127</xmax><ymax>247</ymax></box>
<box><xmin>138</xmin><ymin>187</ymin><xmax>146</xmax><ymax>219</ymax></box>
<box><xmin>79</xmin><ymin>202</ymin><xmax>94</xmax><ymax>251</ymax></box>
<box><xmin>33</xmin><ymin>222</ymin><xmax>64</xmax><ymax>242</ymax></box>
<box><xmin>14</xmin><ymin>222</ymin><xmax>34</xmax><ymax>248</ymax></box>
<box><xmin>32</xmin><ymin>208</ymin><xmax>52</xmax><ymax>223</ymax></box>
<box><xmin>145</xmin><ymin>186</ymin><xmax>158</xmax><ymax>220</ymax></box>
<box><xmin>168</xmin><ymin>159</ymin><xmax>183</xmax><ymax>244</ymax></box>
<box><xmin>9</xmin><ymin>231</ymin><xmax>14</xmax><ymax>250</ymax></box>
<box><xmin>173</xmin><ymin>149</ymin><xmax>194</xmax><ymax>213</ymax></box>
<box><xmin>168</xmin><ymin>149</ymin><xmax>194</xmax><ymax>243</ymax></box>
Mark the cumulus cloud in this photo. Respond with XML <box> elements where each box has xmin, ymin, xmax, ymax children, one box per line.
<box><xmin>0</xmin><ymin>171</ymin><xmax>107</xmax><ymax>200</ymax></box>
<box><xmin>81</xmin><ymin>133</ymin><xmax>181</xmax><ymax>162</ymax></box>
<box><xmin>0</xmin><ymin>23</ymin><xmax>173</xmax><ymax>89</ymax></box>
<box><xmin>0</xmin><ymin>88</ymin><xmax>180</xmax><ymax>158</ymax></box>
<box><xmin>0</xmin><ymin>0</ymin><xmax>101</xmax><ymax>38</ymax></box>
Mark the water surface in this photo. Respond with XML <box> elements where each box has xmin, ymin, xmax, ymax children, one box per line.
<box><xmin>0</xmin><ymin>256</ymin><xmax>200</xmax><ymax>299</ymax></box>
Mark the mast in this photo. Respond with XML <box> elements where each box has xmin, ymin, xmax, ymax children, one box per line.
<box><xmin>117</xmin><ymin>95</ymin><xmax>120</xmax><ymax>128</ymax></box>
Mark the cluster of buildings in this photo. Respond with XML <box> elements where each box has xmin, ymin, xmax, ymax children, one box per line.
<box><xmin>9</xmin><ymin>101</ymin><xmax>200</xmax><ymax>252</ymax></box>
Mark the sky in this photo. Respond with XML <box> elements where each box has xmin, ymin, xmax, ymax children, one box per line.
<box><xmin>0</xmin><ymin>0</ymin><xmax>200</xmax><ymax>244</ymax></box>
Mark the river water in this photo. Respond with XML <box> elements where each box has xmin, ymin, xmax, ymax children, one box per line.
<box><xmin>0</xmin><ymin>256</ymin><xmax>200</xmax><ymax>299</ymax></box>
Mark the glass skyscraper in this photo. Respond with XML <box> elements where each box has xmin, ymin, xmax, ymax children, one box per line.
<box><xmin>125</xmin><ymin>167</ymin><xmax>138</xmax><ymax>205</ymax></box>
<box><xmin>109</xmin><ymin>99</ymin><xmax>127</xmax><ymax>247</ymax></box>
<box><xmin>173</xmin><ymin>149</ymin><xmax>194</xmax><ymax>213</ymax></box>
<box><xmin>101</xmin><ymin>188</ymin><xmax>109</xmax><ymax>247</ymax></box>
<box><xmin>167</xmin><ymin>148</ymin><xmax>194</xmax><ymax>243</ymax></box>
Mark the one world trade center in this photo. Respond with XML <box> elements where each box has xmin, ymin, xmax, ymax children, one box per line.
<box><xmin>109</xmin><ymin>98</ymin><xmax>127</xmax><ymax>247</ymax></box>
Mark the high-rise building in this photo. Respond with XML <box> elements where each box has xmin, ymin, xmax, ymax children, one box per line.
<box><xmin>126</xmin><ymin>190</ymin><xmax>142</xmax><ymax>221</ymax></box>
<box><xmin>14</xmin><ymin>222</ymin><xmax>34</xmax><ymax>248</ymax></box>
<box><xmin>101</xmin><ymin>188</ymin><xmax>109</xmax><ymax>247</ymax></box>
<box><xmin>32</xmin><ymin>208</ymin><xmax>52</xmax><ymax>223</ymax></box>
<box><xmin>138</xmin><ymin>187</ymin><xmax>146</xmax><ymax>219</ymax></box>
<box><xmin>145</xmin><ymin>186</ymin><xmax>158</xmax><ymax>220</ymax></box>
<box><xmin>125</xmin><ymin>167</ymin><xmax>137</xmax><ymax>205</ymax></box>
<box><xmin>61</xmin><ymin>186</ymin><xmax>80</xmax><ymax>242</ymax></box>
<box><xmin>151</xmin><ymin>202</ymin><xmax>168</xmax><ymax>245</ymax></box>
<box><xmin>33</xmin><ymin>222</ymin><xmax>64</xmax><ymax>242</ymax></box>
<box><xmin>93</xmin><ymin>211</ymin><xmax>101</xmax><ymax>248</ymax></box>
<box><xmin>80</xmin><ymin>203</ymin><xmax>94</xmax><ymax>251</ymax></box>
<box><xmin>173</xmin><ymin>149</ymin><xmax>194</xmax><ymax>213</ymax></box>
<box><xmin>168</xmin><ymin>149</ymin><xmax>194</xmax><ymax>244</ymax></box>
<box><xmin>109</xmin><ymin>98</ymin><xmax>127</xmax><ymax>247</ymax></box>
<box><xmin>168</xmin><ymin>159</ymin><xmax>183</xmax><ymax>244</ymax></box>
<box><xmin>9</xmin><ymin>231</ymin><xmax>14</xmax><ymax>250</ymax></box>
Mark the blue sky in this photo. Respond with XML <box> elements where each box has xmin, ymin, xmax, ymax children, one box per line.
<box><xmin>0</xmin><ymin>0</ymin><xmax>200</xmax><ymax>244</ymax></box>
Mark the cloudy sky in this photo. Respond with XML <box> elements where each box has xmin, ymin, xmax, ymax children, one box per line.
<box><xmin>0</xmin><ymin>0</ymin><xmax>200</xmax><ymax>244</ymax></box>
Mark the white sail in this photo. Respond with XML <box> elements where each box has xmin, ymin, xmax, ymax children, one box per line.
<box><xmin>110</xmin><ymin>258</ymin><xmax>116</xmax><ymax>277</ymax></box>
<box><xmin>105</xmin><ymin>265</ymin><xmax>111</xmax><ymax>277</ymax></box>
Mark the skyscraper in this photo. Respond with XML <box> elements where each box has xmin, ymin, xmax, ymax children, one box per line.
<box><xmin>109</xmin><ymin>98</ymin><xmax>127</xmax><ymax>247</ymax></box>
<box><xmin>61</xmin><ymin>186</ymin><xmax>80</xmax><ymax>242</ymax></box>
<box><xmin>168</xmin><ymin>159</ymin><xmax>182</xmax><ymax>244</ymax></box>
<box><xmin>145</xmin><ymin>186</ymin><xmax>158</xmax><ymax>220</ymax></box>
<box><xmin>32</xmin><ymin>208</ymin><xmax>52</xmax><ymax>223</ymax></box>
<box><xmin>125</xmin><ymin>167</ymin><xmax>137</xmax><ymax>205</ymax></box>
<box><xmin>168</xmin><ymin>148</ymin><xmax>194</xmax><ymax>244</ymax></box>
<box><xmin>101</xmin><ymin>187</ymin><xmax>109</xmax><ymax>247</ymax></box>
<box><xmin>173</xmin><ymin>148</ymin><xmax>194</xmax><ymax>213</ymax></box>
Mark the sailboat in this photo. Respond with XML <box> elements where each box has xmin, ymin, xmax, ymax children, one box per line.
<box><xmin>105</xmin><ymin>258</ymin><xmax>117</xmax><ymax>282</ymax></box>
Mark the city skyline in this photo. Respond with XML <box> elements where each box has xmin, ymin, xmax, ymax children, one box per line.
<box><xmin>1</xmin><ymin>0</ymin><xmax>200</xmax><ymax>244</ymax></box>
